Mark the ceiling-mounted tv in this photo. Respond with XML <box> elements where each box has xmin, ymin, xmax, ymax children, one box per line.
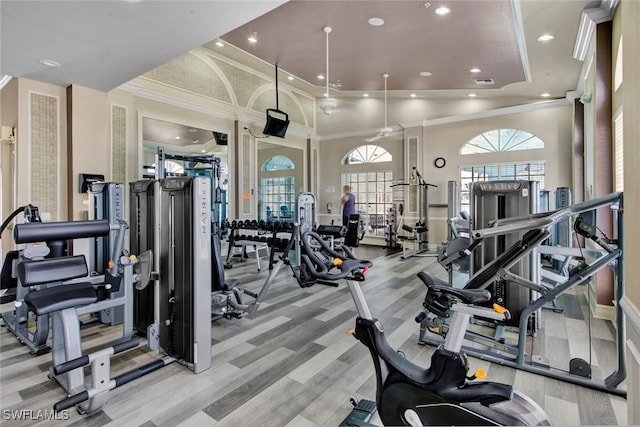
<box><xmin>263</xmin><ymin>108</ymin><xmax>289</xmax><ymax>138</ymax></box>
<box><xmin>212</xmin><ymin>131</ymin><xmax>228</xmax><ymax>145</ymax></box>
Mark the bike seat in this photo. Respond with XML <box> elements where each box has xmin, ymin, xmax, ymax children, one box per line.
<box><xmin>417</xmin><ymin>271</ymin><xmax>449</xmax><ymax>288</ymax></box>
<box><xmin>417</xmin><ymin>272</ymin><xmax>490</xmax><ymax>305</ymax></box>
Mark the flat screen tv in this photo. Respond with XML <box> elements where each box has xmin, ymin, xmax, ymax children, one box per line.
<box><xmin>212</xmin><ymin>131</ymin><xmax>228</xmax><ymax>145</ymax></box>
<box><xmin>263</xmin><ymin>109</ymin><xmax>289</xmax><ymax>138</ymax></box>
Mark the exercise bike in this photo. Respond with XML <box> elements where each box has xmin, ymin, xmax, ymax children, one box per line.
<box><xmin>295</xmin><ymin>229</ymin><xmax>551</xmax><ymax>426</ymax></box>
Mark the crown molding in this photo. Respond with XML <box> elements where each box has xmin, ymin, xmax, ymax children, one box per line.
<box><xmin>573</xmin><ymin>0</ymin><xmax>620</xmax><ymax>61</ymax></box>
<box><xmin>117</xmin><ymin>80</ymin><xmax>313</xmax><ymax>140</ymax></box>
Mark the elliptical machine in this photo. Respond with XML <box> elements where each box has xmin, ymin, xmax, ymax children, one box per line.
<box><xmin>293</xmin><ymin>229</ymin><xmax>551</xmax><ymax>426</ymax></box>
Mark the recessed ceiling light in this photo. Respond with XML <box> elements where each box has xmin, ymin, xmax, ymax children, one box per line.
<box><xmin>468</xmin><ymin>93</ymin><xmax>477</xmax><ymax>97</ymax></box>
<box><xmin>287</xmin><ymin>76</ymin><xmax>294</xmax><ymax>81</ymax></box>
<box><xmin>363</xmin><ymin>93</ymin><xmax>369</xmax><ymax>97</ymax></box>
<box><xmin>248</xmin><ymin>33</ymin><xmax>258</xmax><ymax>43</ymax></box>
<box><xmin>540</xmin><ymin>92</ymin><xmax>551</xmax><ymax>98</ymax></box>
<box><xmin>323</xmin><ymin>92</ymin><xmax>328</xmax><ymax>97</ymax></box>
<box><xmin>317</xmin><ymin>75</ymin><xmax>325</xmax><ymax>80</ymax></box>
<box><xmin>410</xmin><ymin>93</ymin><xmax>417</xmax><ymax>98</ymax></box>
<box><xmin>40</xmin><ymin>58</ymin><xmax>61</xmax><ymax>68</ymax></box>
<box><xmin>419</xmin><ymin>71</ymin><xmax>432</xmax><ymax>77</ymax></box>
<box><xmin>368</xmin><ymin>17</ymin><xmax>385</xmax><ymax>26</ymax></box>
<box><xmin>470</xmin><ymin>67</ymin><xmax>481</xmax><ymax>74</ymax></box>
<box><xmin>537</xmin><ymin>34</ymin><xmax>555</xmax><ymax>42</ymax></box>
<box><xmin>201</xmin><ymin>149</ymin><xmax>206</xmax><ymax>153</ymax></box>
<box><xmin>215</xmin><ymin>41</ymin><xmax>224</xmax><ymax>47</ymax></box>
<box><xmin>435</xmin><ymin>6</ymin><xmax>451</xmax><ymax>15</ymax></box>
<box><xmin>175</xmin><ymin>136</ymin><xmax>181</xmax><ymax>140</ymax></box>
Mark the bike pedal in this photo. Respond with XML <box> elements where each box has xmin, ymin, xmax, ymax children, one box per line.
<box><xmin>353</xmin><ymin>398</ymin><xmax>377</xmax><ymax>413</ymax></box>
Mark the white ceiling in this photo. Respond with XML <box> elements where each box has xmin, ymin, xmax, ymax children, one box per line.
<box><xmin>0</xmin><ymin>0</ymin><xmax>285</xmax><ymax>91</ymax></box>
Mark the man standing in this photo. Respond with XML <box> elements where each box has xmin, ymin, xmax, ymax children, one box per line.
<box><xmin>341</xmin><ymin>185</ymin><xmax>355</xmax><ymax>227</ymax></box>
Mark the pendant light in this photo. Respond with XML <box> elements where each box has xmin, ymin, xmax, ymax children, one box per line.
<box><xmin>318</xmin><ymin>26</ymin><xmax>338</xmax><ymax>115</ymax></box>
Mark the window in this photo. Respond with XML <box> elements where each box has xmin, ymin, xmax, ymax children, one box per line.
<box><xmin>342</xmin><ymin>172</ymin><xmax>393</xmax><ymax>236</ymax></box>
<box><xmin>460</xmin><ymin>161</ymin><xmax>545</xmax><ymax>214</ymax></box>
<box><xmin>262</xmin><ymin>155</ymin><xmax>294</xmax><ymax>171</ymax></box>
<box><xmin>260</xmin><ymin>176</ymin><xmax>295</xmax><ymax>220</ymax></box>
<box><xmin>260</xmin><ymin>155</ymin><xmax>296</xmax><ymax>221</ymax></box>
<box><xmin>614</xmin><ymin>111</ymin><xmax>623</xmax><ymax>192</ymax></box>
<box><xmin>343</xmin><ymin>145</ymin><xmax>392</xmax><ymax>164</ymax></box>
<box><xmin>460</xmin><ymin>129</ymin><xmax>544</xmax><ymax>155</ymax></box>
<box><xmin>614</xmin><ymin>36</ymin><xmax>623</xmax><ymax>92</ymax></box>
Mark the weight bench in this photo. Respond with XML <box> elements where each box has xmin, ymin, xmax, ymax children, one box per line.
<box><xmin>19</xmin><ymin>253</ymin><xmax>152</xmax><ymax>414</ymax></box>
<box><xmin>19</xmin><ymin>256</ymin><xmax>98</xmax><ymax>392</ymax></box>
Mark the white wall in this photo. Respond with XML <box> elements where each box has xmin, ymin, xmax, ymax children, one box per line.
<box><xmin>318</xmin><ymin>103</ymin><xmax>574</xmax><ymax>245</ymax></box>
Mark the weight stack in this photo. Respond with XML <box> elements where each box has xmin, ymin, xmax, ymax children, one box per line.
<box><xmin>129</xmin><ymin>179</ymin><xmax>156</xmax><ymax>335</ymax></box>
<box><xmin>470</xmin><ymin>180</ymin><xmax>539</xmax><ymax>326</ymax></box>
<box><xmin>159</xmin><ymin>176</ymin><xmax>212</xmax><ymax>373</ymax></box>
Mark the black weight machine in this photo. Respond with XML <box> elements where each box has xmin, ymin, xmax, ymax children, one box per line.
<box><xmin>133</xmin><ymin>147</ymin><xmax>286</xmax><ymax>324</ymax></box>
<box><xmin>419</xmin><ymin>192</ymin><xmax>627</xmax><ymax>397</ymax></box>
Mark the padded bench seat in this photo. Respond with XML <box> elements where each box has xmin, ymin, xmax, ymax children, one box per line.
<box><xmin>24</xmin><ymin>283</ymin><xmax>97</xmax><ymax>315</ymax></box>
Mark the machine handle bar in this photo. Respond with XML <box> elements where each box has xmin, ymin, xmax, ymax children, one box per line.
<box><xmin>53</xmin><ymin>339</ymin><xmax>139</xmax><ymax>375</ymax></box>
<box><xmin>54</xmin><ymin>391</ymin><xmax>89</xmax><ymax>412</ymax></box>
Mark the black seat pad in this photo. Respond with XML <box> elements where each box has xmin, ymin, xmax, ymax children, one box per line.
<box><xmin>24</xmin><ymin>283</ymin><xmax>97</xmax><ymax>315</ymax></box>
<box><xmin>417</xmin><ymin>272</ymin><xmax>490</xmax><ymax>305</ymax></box>
<box><xmin>416</xmin><ymin>271</ymin><xmax>450</xmax><ymax>288</ymax></box>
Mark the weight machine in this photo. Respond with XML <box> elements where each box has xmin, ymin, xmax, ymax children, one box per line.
<box><xmin>396</xmin><ymin>167</ymin><xmax>437</xmax><ymax>259</ymax></box>
<box><xmin>419</xmin><ymin>192</ymin><xmax>626</xmax><ymax>397</ymax></box>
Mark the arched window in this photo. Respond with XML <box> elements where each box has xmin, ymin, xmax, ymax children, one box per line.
<box><xmin>343</xmin><ymin>145</ymin><xmax>392</xmax><ymax>164</ymax></box>
<box><xmin>261</xmin><ymin>155</ymin><xmax>295</xmax><ymax>171</ymax></box>
<box><xmin>460</xmin><ymin>129</ymin><xmax>544</xmax><ymax>155</ymax></box>
<box><xmin>260</xmin><ymin>155</ymin><xmax>295</xmax><ymax>221</ymax></box>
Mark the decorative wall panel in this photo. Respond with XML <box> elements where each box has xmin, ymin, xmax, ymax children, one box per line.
<box><xmin>242</xmin><ymin>134</ymin><xmax>252</xmax><ymax>215</ymax></box>
<box><xmin>143</xmin><ymin>53</ymin><xmax>232</xmax><ymax>103</ymax></box>
<box><xmin>292</xmin><ymin>92</ymin><xmax>314</xmax><ymax>128</ymax></box>
<box><xmin>111</xmin><ymin>105</ymin><xmax>127</xmax><ymax>183</ymax></box>
<box><xmin>30</xmin><ymin>92</ymin><xmax>58</xmax><ymax>220</ymax></box>
<box><xmin>210</xmin><ymin>56</ymin><xmax>269</xmax><ymax>108</ymax></box>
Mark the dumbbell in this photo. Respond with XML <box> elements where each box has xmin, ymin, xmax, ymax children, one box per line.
<box><xmin>231</xmin><ymin>220</ymin><xmax>237</xmax><ymax>229</ymax></box>
<box><xmin>258</xmin><ymin>220</ymin><xmax>266</xmax><ymax>230</ymax></box>
<box><xmin>250</xmin><ymin>219</ymin><xmax>258</xmax><ymax>229</ymax></box>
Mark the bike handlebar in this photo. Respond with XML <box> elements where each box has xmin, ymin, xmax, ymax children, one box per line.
<box><xmin>299</xmin><ymin>230</ymin><xmax>372</xmax><ymax>282</ymax></box>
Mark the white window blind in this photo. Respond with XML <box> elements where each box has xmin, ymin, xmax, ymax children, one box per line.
<box><xmin>614</xmin><ymin>112</ymin><xmax>624</xmax><ymax>192</ymax></box>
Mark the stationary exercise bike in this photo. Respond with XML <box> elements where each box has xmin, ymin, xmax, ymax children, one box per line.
<box><xmin>295</xmin><ymin>229</ymin><xmax>551</xmax><ymax>426</ymax></box>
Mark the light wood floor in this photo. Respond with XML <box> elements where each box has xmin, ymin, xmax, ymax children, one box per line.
<box><xmin>0</xmin><ymin>248</ymin><xmax>628</xmax><ymax>426</ymax></box>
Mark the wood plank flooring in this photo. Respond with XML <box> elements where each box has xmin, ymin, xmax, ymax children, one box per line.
<box><xmin>0</xmin><ymin>247</ymin><xmax>628</xmax><ymax>426</ymax></box>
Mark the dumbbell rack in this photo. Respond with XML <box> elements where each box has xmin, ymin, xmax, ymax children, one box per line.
<box><xmin>224</xmin><ymin>219</ymin><xmax>294</xmax><ymax>271</ymax></box>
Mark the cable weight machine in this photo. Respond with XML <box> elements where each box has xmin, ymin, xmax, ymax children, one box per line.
<box><xmin>395</xmin><ymin>167</ymin><xmax>438</xmax><ymax>259</ymax></box>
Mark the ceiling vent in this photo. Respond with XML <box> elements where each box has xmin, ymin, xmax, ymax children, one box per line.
<box><xmin>474</xmin><ymin>78</ymin><xmax>495</xmax><ymax>85</ymax></box>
